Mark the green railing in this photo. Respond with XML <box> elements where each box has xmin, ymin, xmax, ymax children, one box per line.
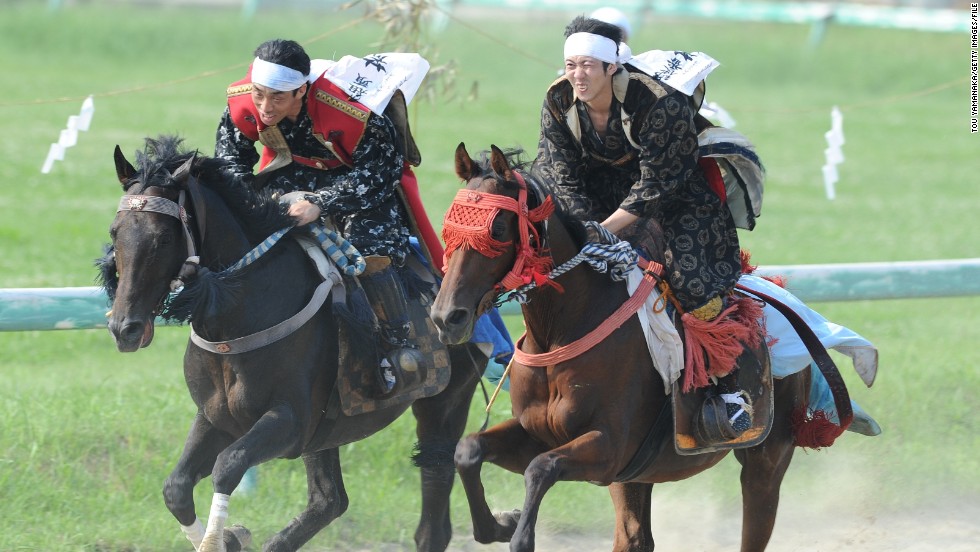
<box><xmin>3</xmin><ymin>259</ymin><xmax>979</xmax><ymax>331</ymax></box>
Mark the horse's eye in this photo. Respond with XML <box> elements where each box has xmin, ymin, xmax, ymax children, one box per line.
<box><xmin>158</xmin><ymin>229</ymin><xmax>175</xmax><ymax>246</ymax></box>
<box><xmin>490</xmin><ymin>216</ymin><xmax>507</xmax><ymax>240</ymax></box>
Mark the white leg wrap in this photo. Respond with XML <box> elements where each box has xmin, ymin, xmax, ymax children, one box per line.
<box><xmin>199</xmin><ymin>493</ymin><xmax>231</xmax><ymax>552</ymax></box>
<box><xmin>181</xmin><ymin>517</ymin><xmax>206</xmax><ymax>550</ymax></box>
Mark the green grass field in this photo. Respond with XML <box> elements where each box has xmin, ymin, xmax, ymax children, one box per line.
<box><xmin>1</xmin><ymin>2</ymin><xmax>978</xmax><ymax>550</ymax></box>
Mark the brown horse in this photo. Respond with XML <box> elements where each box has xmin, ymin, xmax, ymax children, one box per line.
<box><xmin>430</xmin><ymin>144</ymin><xmax>812</xmax><ymax>552</ymax></box>
<box><xmin>101</xmin><ymin>136</ymin><xmax>489</xmax><ymax>552</ymax></box>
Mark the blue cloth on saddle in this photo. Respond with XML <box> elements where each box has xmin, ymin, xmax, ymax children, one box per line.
<box><xmin>408</xmin><ymin>238</ymin><xmax>514</xmax><ymax>376</ymax></box>
<box><xmin>808</xmin><ymin>366</ymin><xmax>882</xmax><ymax>436</ymax></box>
<box><xmin>474</xmin><ymin>307</ymin><xmax>514</xmax><ymax>385</ymax></box>
<box><xmin>738</xmin><ymin>274</ymin><xmax>882</xmax><ymax>437</ymax></box>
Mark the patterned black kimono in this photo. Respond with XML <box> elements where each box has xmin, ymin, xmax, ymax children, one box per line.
<box><xmin>215</xmin><ymin>104</ymin><xmax>412</xmax><ymax>265</ymax></box>
<box><xmin>534</xmin><ymin>67</ymin><xmax>741</xmax><ymax>310</ymax></box>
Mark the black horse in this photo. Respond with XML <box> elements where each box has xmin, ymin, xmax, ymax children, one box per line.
<box><xmin>101</xmin><ymin>136</ymin><xmax>488</xmax><ymax>551</ymax></box>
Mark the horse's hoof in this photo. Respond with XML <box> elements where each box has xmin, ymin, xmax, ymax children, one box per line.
<box><xmin>198</xmin><ymin>530</ymin><xmax>226</xmax><ymax>552</ymax></box>
<box><xmin>494</xmin><ymin>509</ymin><xmax>521</xmax><ymax>539</ymax></box>
<box><xmin>224</xmin><ymin>524</ymin><xmax>252</xmax><ymax>552</ymax></box>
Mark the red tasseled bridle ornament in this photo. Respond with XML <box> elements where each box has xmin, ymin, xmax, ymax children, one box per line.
<box><xmin>442</xmin><ymin>172</ymin><xmax>555</xmax><ymax>293</ymax></box>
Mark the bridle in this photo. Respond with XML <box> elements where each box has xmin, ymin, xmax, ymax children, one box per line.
<box><xmin>442</xmin><ymin>171</ymin><xmax>555</xmax><ymax>298</ymax></box>
<box><xmin>116</xmin><ymin>189</ymin><xmax>201</xmax><ymax>296</ymax></box>
<box><xmin>444</xmin><ymin>169</ymin><xmax>668</xmax><ymax>370</ymax></box>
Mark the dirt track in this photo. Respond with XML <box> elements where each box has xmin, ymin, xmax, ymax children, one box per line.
<box><xmin>441</xmin><ymin>500</ymin><xmax>980</xmax><ymax>551</ymax></box>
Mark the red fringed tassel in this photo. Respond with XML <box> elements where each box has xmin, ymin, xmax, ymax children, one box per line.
<box><xmin>442</xmin><ymin>225</ymin><xmax>508</xmax><ymax>261</ymax></box>
<box><xmin>740</xmin><ymin>249</ymin><xmax>758</xmax><ymax>275</ymax></box>
<box><xmin>681</xmin><ymin>296</ymin><xmax>764</xmax><ymax>392</ymax></box>
<box><xmin>791</xmin><ymin>406</ymin><xmax>847</xmax><ymax>449</ymax></box>
<box><xmin>740</xmin><ymin>249</ymin><xmax>787</xmax><ymax>288</ymax></box>
<box><xmin>763</xmin><ymin>274</ymin><xmax>788</xmax><ymax>288</ymax></box>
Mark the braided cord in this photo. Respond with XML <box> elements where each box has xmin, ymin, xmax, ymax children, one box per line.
<box><xmin>498</xmin><ymin>221</ymin><xmax>638</xmax><ymax>306</ymax></box>
<box><xmin>219</xmin><ymin>223</ymin><xmax>365</xmax><ymax>277</ymax></box>
<box><xmin>222</xmin><ymin>228</ymin><xmax>290</xmax><ymax>274</ymax></box>
<box><xmin>306</xmin><ymin>224</ymin><xmax>366</xmax><ymax>276</ymax></box>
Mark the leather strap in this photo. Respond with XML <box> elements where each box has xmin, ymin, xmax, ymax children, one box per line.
<box><xmin>512</xmin><ymin>259</ymin><xmax>663</xmax><ymax>367</ymax></box>
<box><xmin>183</xmin><ymin>174</ymin><xmax>208</xmax><ymax>246</ymax></box>
<box><xmin>190</xmin><ymin>278</ymin><xmax>332</xmax><ymax>354</ymax></box>
<box><xmin>614</xmin><ymin>398</ymin><xmax>672</xmax><ymax>481</ymax></box>
<box><xmin>735</xmin><ymin>283</ymin><xmax>853</xmax><ymax>428</ymax></box>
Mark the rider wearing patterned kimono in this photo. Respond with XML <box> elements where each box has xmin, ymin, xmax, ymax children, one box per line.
<box><xmin>215</xmin><ymin>39</ymin><xmax>434</xmax><ymax>398</ymax></box>
<box><xmin>534</xmin><ymin>17</ymin><xmax>763</xmax><ymax>443</ymax></box>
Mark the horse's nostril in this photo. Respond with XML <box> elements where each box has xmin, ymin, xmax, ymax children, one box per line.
<box><xmin>120</xmin><ymin>320</ymin><xmax>144</xmax><ymax>339</ymax></box>
<box><xmin>446</xmin><ymin>308</ymin><xmax>471</xmax><ymax>328</ymax></box>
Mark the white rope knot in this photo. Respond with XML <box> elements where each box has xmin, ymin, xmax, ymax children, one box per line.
<box><xmin>720</xmin><ymin>390</ymin><xmax>754</xmax><ymax>424</ymax></box>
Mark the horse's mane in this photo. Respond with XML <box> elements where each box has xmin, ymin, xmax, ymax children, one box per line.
<box><xmin>128</xmin><ymin>135</ymin><xmax>292</xmax><ymax>241</ymax></box>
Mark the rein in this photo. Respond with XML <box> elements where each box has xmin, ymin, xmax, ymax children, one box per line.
<box><xmin>512</xmin><ymin>258</ymin><xmax>664</xmax><ymax>367</ymax></box>
<box><xmin>500</xmin><ymin>223</ymin><xmax>638</xmax><ymax>305</ymax></box>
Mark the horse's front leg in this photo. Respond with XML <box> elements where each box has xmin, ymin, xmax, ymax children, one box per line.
<box><xmin>199</xmin><ymin>402</ymin><xmax>305</xmax><ymax>552</ymax></box>
<box><xmin>455</xmin><ymin>417</ymin><xmax>547</xmax><ymax>546</ymax></box>
<box><xmin>263</xmin><ymin>448</ymin><xmax>348</xmax><ymax>552</ymax></box>
<box><xmin>512</xmin><ymin>430</ymin><xmax>617</xmax><ymax>552</ymax></box>
<box><xmin>608</xmin><ymin>482</ymin><xmax>654</xmax><ymax>552</ymax></box>
<box><xmin>410</xmin><ymin>344</ymin><xmax>485</xmax><ymax>552</ymax></box>
<box><xmin>163</xmin><ymin>411</ymin><xmax>235</xmax><ymax>550</ymax></box>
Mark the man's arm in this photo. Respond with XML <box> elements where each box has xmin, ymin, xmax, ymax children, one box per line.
<box><xmin>601</xmin><ymin>209</ymin><xmax>639</xmax><ymax>233</ymax></box>
<box><xmin>534</xmin><ymin>102</ymin><xmax>595</xmax><ymax>221</ymax></box>
<box><xmin>621</xmin><ymin>92</ymin><xmax>702</xmax><ymax>219</ymax></box>
<box><xmin>214</xmin><ymin>105</ymin><xmax>260</xmax><ymax>189</ymax></box>
<box><xmin>300</xmin><ymin>114</ymin><xmax>405</xmax><ymax>219</ymax></box>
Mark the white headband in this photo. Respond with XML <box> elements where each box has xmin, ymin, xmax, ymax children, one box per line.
<box><xmin>564</xmin><ymin>32</ymin><xmax>620</xmax><ymax>65</ymax></box>
<box><xmin>251</xmin><ymin>57</ymin><xmax>308</xmax><ymax>92</ymax></box>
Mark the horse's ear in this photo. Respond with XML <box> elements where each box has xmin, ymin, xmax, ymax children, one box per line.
<box><xmin>454</xmin><ymin>142</ymin><xmax>477</xmax><ymax>181</ymax></box>
<box><xmin>489</xmin><ymin>144</ymin><xmax>514</xmax><ymax>182</ymax></box>
<box><xmin>113</xmin><ymin>145</ymin><xmax>136</xmax><ymax>187</ymax></box>
<box><xmin>172</xmin><ymin>154</ymin><xmax>196</xmax><ymax>183</ymax></box>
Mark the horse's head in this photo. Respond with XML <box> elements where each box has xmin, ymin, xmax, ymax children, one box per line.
<box><xmin>103</xmin><ymin>137</ymin><xmax>199</xmax><ymax>352</ymax></box>
<box><xmin>431</xmin><ymin>143</ymin><xmax>554</xmax><ymax>345</ymax></box>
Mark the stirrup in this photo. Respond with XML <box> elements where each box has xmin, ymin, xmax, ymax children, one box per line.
<box><xmin>695</xmin><ymin>388</ymin><xmax>754</xmax><ymax>444</ymax></box>
<box><xmin>375</xmin><ymin>347</ymin><xmax>424</xmax><ymax>398</ymax></box>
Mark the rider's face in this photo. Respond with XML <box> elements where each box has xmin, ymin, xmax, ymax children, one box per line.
<box><xmin>251</xmin><ymin>83</ymin><xmax>307</xmax><ymax>126</ymax></box>
<box><xmin>564</xmin><ymin>55</ymin><xmax>616</xmax><ymax>104</ymax></box>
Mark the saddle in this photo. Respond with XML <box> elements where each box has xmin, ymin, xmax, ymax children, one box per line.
<box><xmin>616</xmin><ymin>222</ymin><xmax>774</xmax><ymax>455</ymax></box>
<box><xmin>333</xmin><ymin>249</ymin><xmax>452</xmax><ymax>416</ymax></box>
<box><xmin>671</xmin><ymin>328</ymin><xmax>774</xmax><ymax>455</ymax></box>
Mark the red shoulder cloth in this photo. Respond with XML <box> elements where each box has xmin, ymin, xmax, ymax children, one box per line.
<box><xmin>226</xmin><ymin>70</ymin><xmax>443</xmax><ymax>272</ymax></box>
<box><xmin>225</xmin><ymin>70</ymin><xmax>370</xmax><ymax>171</ymax></box>
<box><xmin>226</xmin><ymin>76</ymin><xmax>259</xmax><ymax>141</ymax></box>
